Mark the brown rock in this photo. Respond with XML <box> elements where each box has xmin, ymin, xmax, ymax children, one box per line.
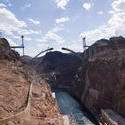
<box><xmin>0</xmin><ymin>38</ymin><xmax>63</xmax><ymax>125</ymax></box>
<box><xmin>6</xmin><ymin>121</ymin><xmax>15</xmax><ymax>125</ymax></box>
<box><xmin>82</xmin><ymin>36</ymin><xmax>125</xmax><ymax>117</ymax></box>
<box><xmin>0</xmin><ymin>38</ymin><xmax>20</xmax><ymax>61</ymax></box>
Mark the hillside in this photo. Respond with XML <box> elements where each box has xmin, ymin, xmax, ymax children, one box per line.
<box><xmin>0</xmin><ymin>38</ymin><xmax>63</xmax><ymax>125</ymax></box>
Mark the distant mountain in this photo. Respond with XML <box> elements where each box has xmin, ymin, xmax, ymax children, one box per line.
<box><xmin>21</xmin><ymin>55</ymin><xmax>32</xmax><ymax>64</ymax></box>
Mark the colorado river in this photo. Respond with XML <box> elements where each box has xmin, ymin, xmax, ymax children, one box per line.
<box><xmin>55</xmin><ymin>90</ymin><xmax>99</xmax><ymax>125</ymax></box>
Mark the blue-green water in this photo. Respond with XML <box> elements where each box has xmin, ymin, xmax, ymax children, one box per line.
<box><xmin>55</xmin><ymin>91</ymin><xmax>98</xmax><ymax>125</ymax></box>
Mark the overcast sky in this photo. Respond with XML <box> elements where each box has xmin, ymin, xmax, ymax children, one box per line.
<box><xmin>0</xmin><ymin>0</ymin><xmax>125</xmax><ymax>56</ymax></box>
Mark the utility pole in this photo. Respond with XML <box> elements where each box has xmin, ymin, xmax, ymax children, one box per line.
<box><xmin>21</xmin><ymin>35</ymin><xmax>24</xmax><ymax>56</ymax></box>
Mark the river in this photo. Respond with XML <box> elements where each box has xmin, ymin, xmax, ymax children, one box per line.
<box><xmin>55</xmin><ymin>90</ymin><xmax>99</xmax><ymax>125</ymax></box>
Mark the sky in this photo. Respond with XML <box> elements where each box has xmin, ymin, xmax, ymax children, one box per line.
<box><xmin>0</xmin><ymin>0</ymin><xmax>125</xmax><ymax>57</ymax></box>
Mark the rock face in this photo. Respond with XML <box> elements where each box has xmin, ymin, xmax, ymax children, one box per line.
<box><xmin>21</xmin><ymin>55</ymin><xmax>32</xmax><ymax>64</ymax></box>
<box><xmin>0</xmin><ymin>38</ymin><xmax>63</xmax><ymax>125</ymax></box>
<box><xmin>32</xmin><ymin>51</ymin><xmax>82</xmax><ymax>92</ymax></box>
<box><xmin>30</xmin><ymin>36</ymin><xmax>125</xmax><ymax>119</ymax></box>
<box><xmin>82</xmin><ymin>36</ymin><xmax>125</xmax><ymax>117</ymax></box>
<box><xmin>0</xmin><ymin>38</ymin><xmax>20</xmax><ymax>61</ymax></box>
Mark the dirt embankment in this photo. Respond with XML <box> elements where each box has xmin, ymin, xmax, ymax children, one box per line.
<box><xmin>0</xmin><ymin>38</ymin><xmax>63</xmax><ymax>125</ymax></box>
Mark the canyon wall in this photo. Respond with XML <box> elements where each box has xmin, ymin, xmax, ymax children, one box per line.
<box><xmin>0</xmin><ymin>38</ymin><xmax>63</xmax><ymax>125</ymax></box>
<box><xmin>31</xmin><ymin>36</ymin><xmax>125</xmax><ymax>118</ymax></box>
<box><xmin>82</xmin><ymin>37</ymin><xmax>125</xmax><ymax>117</ymax></box>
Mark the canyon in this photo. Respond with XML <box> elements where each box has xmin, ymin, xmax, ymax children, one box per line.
<box><xmin>29</xmin><ymin>36</ymin><xmax>125</xmax><ymax>123</ymax></box>
<box><xmin>0</xmin><ymin>38</ymin><xmax>63</xmax><ymax>125</ymax></box>
<box><xmin>0</xmin><ymin>36</ymin><xmax>125</xmax><ymax>125</ymax></box>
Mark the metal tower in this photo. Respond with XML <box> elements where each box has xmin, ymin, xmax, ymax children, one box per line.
<box><xmin>10</xmin><ymin>35</ymin><xmax>25</xmax><ymax>56</ymax></box>
<box><xmin>21</xmin><ymin>35</ymin><xmax>24</xmax><ymax>56</ymax></box>
<box><xmin>83</xmin><ymin>37</ymin><xmax>86</xmax><ymax>52</ymax></box>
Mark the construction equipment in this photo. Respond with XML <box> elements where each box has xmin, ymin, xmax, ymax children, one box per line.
<box><xmin>11</xmin><ymin>35</ymin><xmax>25</xmax><ymax>56</ymax></box>
<box><xmin>62</xmin><ymin>47</ymin><xmax>83</xmax><ymax>63</ymax></box>
<box><xmin>33</xmin><ymin>48</ymin><xmax>53</xmax><ymax>59</ymax></box>
<box><xmin>83</xmin><ymin>37</ymin><xmax>86</xmax><ymax>52</ymax></box>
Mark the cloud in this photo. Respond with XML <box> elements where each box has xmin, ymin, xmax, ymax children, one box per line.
<box><xmin>7</xmin><ymin>38</ymin><xmax>18</xmax><ymax>46</ymax></box>
<box><xmin>42</xmin><ymin>32</ymin><xmax>64</xmax><ymax>43</ymax></box>
<box><xmin>13</xmin><ymin>36</ymin><xmax>20</xmax><ymax>39</ymax></box>
<box><xmin>36</xmin><ymin>39</ymin><xmax>43</xmax><ymax>42</ymax></box>
<box><xmin>18</xmin><ymin>29</ymin><xmax>40</xmax><ymax>35</ymax></box>
<box><xmin>24</xmin><ymin>37</ymin><xmax>32</xmax><ymax>41</ymax></box>
<box><xmin>98</xmin><ymin>11</ymin><xmax>103</xmax><ymax>15</ymax></box>
<box><xmin>41</xmin><ymin>26</ymin><xmax>64</xmax><ymax>43</ymax></box>
<box><xmin>0</xmin><ymin>3</ymin><xmax>7</xmax><ymax>8</ymax></box>
<box><xmin>0</xmin><ymin>7</ymin><xmax>27</xmax><ymax>35</ymax></box>
<box><xmin>0</xmin><ymin>6</ymin><xmax>40</xmax><ymax>46</ymax></box>
<box><xmin>28</xmin><ymin>18</ymin><xmax>40</xmax><ymax>25</ymax></box>
<box><xmin>13</xmin><ymin>35</ymin><xmax>32</xmax><ymax>41</ymax></box>
<box><xmin>80</xmin><ymin>0</ymin><xmax>125</xmax><ymax>44</ymax></box>
<box><xmin>83</xmin><ymin>2</ymin><xmax>91</xmax><ymax>10</ymax></box>
<box><xmin>80</xmin><ymin>25</ymin><xmax>114</xmax><ymax>45</ymax></box>
<box><xmin>22</xmin><ymin>4</ymin><xmax>31</xmax><ymax>9</ymax></box>
<box><xmin>3</xmin><ymin>0</ymin><xmax>12</xmax><ymax>7</ymax></box>
<box><xmin>54</xmin><ymin>0</ymin><xmax>70</xmax><ymax>10</ymax></box>
<box><xmin>8</xmin><ymin>3</ymin><xmax>12</xmax><ymax>7</ymax></box>
<box><xmin>49</xmin><ymin>26</ymin><xmax>63</xmax><ymax>33</ymax></box>
<box><xmin>112</xmin><ymin>0</ymin><xmax>125</xmax><ymax>12</ymax></box>
<box><xmin>24</xmin><ymin>4</ymin><xmax>31</xmax><ymax>8</ymax></box>
<box><xmin>56</xmin><ymin>17</ymin><xmax>70</xmax><ymax>23</ymax></box>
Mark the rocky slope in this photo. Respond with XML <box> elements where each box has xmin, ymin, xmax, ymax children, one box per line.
<box><xmin>30</xmin><ymin>36</ymin><xmax>125</xmax><ymax>119</ymax></box>
<box><xmin>0</xmin><ymin>38</ymin><xmax>63</xmax><ymax>125</ymax></box>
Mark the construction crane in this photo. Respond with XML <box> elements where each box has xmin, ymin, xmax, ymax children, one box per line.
<box><xmin>83</xmin><ymin>37</ymin><xmax>86</xmax><ymax>52</ymax></box>
<box><xmin>11</xmin><ymin>35</ymin><xmax>25</xmax><ymax>56</ymax></box>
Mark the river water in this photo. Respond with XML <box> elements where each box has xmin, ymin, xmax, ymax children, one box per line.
<box><xmin>55</xmin><ymin>90</ymin><xmax>98</xmax><ymax>125</ymax></box>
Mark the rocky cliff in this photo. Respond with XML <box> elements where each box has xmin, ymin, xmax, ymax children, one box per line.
<box><xmin>0</xmin><ymin>38</ymin><xmax>63</xmax><ymax>125</ymax></box>
<box><xmin>82</xmin><ymin>36</ymin><xmax>125</xmax><ymax>118</ymax></box>
<box><xmin>30</xmin><ymin>36</ymin><xmax>125</xmax><ymax>119</ymax></box>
